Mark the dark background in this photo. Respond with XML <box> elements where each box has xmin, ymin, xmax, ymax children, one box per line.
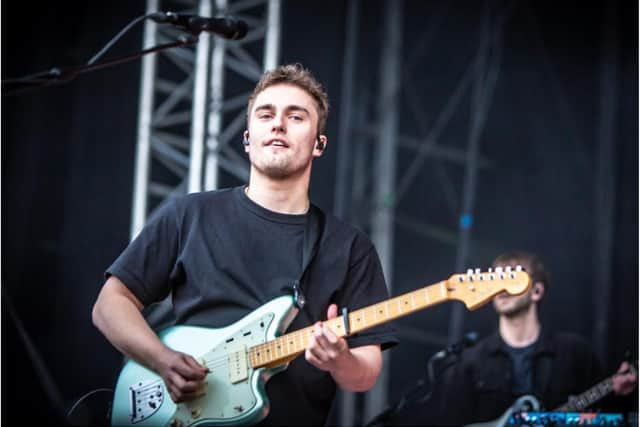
<box><xmin>2</xmin><ymin>0</ymin><xmax>637</xmax><ymax>425</ymax></box>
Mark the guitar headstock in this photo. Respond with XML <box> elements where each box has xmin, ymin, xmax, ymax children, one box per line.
<box><xmin>446</xmin><ymin>266</ymin><xmax>532</xmax><ymax>310</ymax></box>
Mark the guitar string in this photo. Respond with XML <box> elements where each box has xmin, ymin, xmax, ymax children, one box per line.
<box><xmin>192</xmin><ymin>308</ymin><xmax>392</xmax><ymax>370</ymax></box>
<box><xmin>194</xmin><ymin>329</ymin><xmax>315</xmax><ymax>369</ymax></box>
<box><xmin>132</xmin><ymin>339</ymin><xmax>308</xmax><ymax>394</ymax></box>
<box><xmin>157</xmin><ymin>288</ymin><xmax>461</xmax><ymax>373</ymax></box>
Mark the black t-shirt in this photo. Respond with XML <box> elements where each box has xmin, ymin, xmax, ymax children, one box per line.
<box><xmin>504</xmin><ymin>341</ymin><xmax>536</xmax><ymax>395</ymax></box>
<box><xmin>106</xmin><ymin>186</ymin><xmax>398</xmax><ymax>426</ymax></box>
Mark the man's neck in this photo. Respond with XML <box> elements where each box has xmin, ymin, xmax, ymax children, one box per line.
<box><xmin>245</xmin><ymin>174</ymin><xmax>310</xmax><ymax>214</ymax></box>
<box><xmin>498</xmin><ymin>306</ymin><xmax>541</xmax><ymax>348</ymax></box>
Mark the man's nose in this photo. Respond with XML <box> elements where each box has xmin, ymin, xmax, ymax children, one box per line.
<box><xmin>272</xmin><ymin>114</ymin><xmax>285</xmax><ymax>132</ymax></box>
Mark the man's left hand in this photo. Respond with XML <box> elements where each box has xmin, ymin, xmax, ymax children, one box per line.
<box><xmin>305</xmin><ymin>304</ymin><xmax>350</xmax><ymax>372</ymax></box>
<box><xmin>612</xmin><ymin>361</ymin><xmax>637</xmax><ymax>396</ymax></box>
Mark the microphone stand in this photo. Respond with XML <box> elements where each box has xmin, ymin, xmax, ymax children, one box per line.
<box><xmin>2</xmin><ymin>34</ymin><xmax>198</xmax><ymax>97</ymax></box>
<box><xmin>364</xmin><ymin>332</ymin><xmax>478</xmax><ymax>427</ymax></box>
<box><xmin>364</xmin><ymin>353</ymin><xmax>453</xmax><ymax>427</ymax></box>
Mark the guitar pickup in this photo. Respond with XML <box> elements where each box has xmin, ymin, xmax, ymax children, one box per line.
<box><xmin>227</xmin><ymin>344</ymin><xmax>248</xmax><ymax>384</ymax></box>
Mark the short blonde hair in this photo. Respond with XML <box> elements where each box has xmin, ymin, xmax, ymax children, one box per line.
<box><xmin>247</xmin><ymin>63</ymin><xmax>330</xmax><ymax>134</ymax></box>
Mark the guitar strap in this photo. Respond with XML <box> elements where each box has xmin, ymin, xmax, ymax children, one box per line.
<box><xmin>302</xmin><ymin>204</ymin><xmax>325</xmax><ymax>283</ymax></box>
<box><xmin>283</xmin><ymin>203</ymin><xmax>325</xmax><ymax>311</ymax></box>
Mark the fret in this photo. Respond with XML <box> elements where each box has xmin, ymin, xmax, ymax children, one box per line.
<box><xmin>425</xmin><ymin>287</ymin><xmax>430</xmax><ymax>304</ymax></box>
<box><xmin>256</xmin><ymin>345</ymin><xmax>264</xmax><ymax>364</ymax></box>
<box><xmin>555</xmin><ymin>376</ymin><xmax>616</xmax><ymax>412</ymax></box>
<box><xmin>440</xmin><ymin>282</ymin><xmax>446</xmax><ymax>298</ymax></box>
<box><xmin>353</xmin><ymin>311</ymin><xmax>362</xmax><ymax>330</ymax></box>
<box><xmin>411</xmin><ymin>293</ymin><xmax>415</xmax><ymax>309</ymax></box>
<box><xmin>402</xmin><ymin>297</ymin><xmax>411</xmax><ymax>312</ymax></box>
<box><xmin>265</xmin><ymin>342</ymin><xmax>273</xmax><ymax>362</ymax></box>
<box><xmin>379</xmin><ymin>303</ymin><xmax>386</xmax><ymax>320</ymax></box>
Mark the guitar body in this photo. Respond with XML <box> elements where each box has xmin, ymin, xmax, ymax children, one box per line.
<box><xmin>110</xmin><ymin>295</ymin><xmax>298</xmax><ymax>427</ymax></box>
<box><xmin>465</xmin><ymin>395</ymin><xmax>540</xmax><ymax>427</ymax></box>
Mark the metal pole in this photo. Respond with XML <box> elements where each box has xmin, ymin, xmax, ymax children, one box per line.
<box><xmin>131</xmin><ymin>0</ymin><xmax>159</xmax><ymax>239</ymax></box>
<box><xmin>593</xmin><ymin>0</ymin><xmax>618</xmax><ymax>362</ymax></box>
<box><xmin>447</xmin><ymin>2</ymin><xmax>504</xmax><ymax>344</ymax></box>
<box><xmin>263</xmin><ymin>0</ymin><xmax>281</xmax><ymax>70</ymax></box>
<box><xmin>188</xmin><ymin>0</ymin><xmax>213</xmax><ymax>193</ymax></box>
<box><xmin>336</xmin><ymin>3</ymin><xmax>360</xmax><ymax>424</ymax></box>
<box><xmin>334</xmin><ymin>0</ymin><xmax>359</xmax><ymax>222</ymax></box>
<box><xmin>204</xmin><ymin>0</ymin><xmax>228</xmax><ymax>191</ymax></box>
<box><xmin>365</xmin><ymin>0</ymin><xmax>402</xmax><ymax>423</ymax></box>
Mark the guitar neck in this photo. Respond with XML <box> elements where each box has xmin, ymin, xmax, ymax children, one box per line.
<box><xmin>553</xmin><ymin>377</ymin><xmax>614</xmax><ymax>412</ymax></box>
<box><xmin>554</xmin><ymin>362</ymin><xmax>638</xmax><ymax>412</ymax></box>
<box><xmin>249</xmin><ymin>280</ymin><xmax>451</xmax><ymax>368</ymax></box>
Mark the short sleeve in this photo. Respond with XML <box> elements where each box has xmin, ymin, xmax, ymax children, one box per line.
<box><xmin>105</xmin><ymin>200</ymin><xmax>181</xmax><ymax>305</ymax></box>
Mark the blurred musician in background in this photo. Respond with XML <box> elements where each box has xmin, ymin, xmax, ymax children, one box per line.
<box><xmin>435</xmin><ymin>250</ymin><xmax>637</xmax><ymax>426</ymax></box>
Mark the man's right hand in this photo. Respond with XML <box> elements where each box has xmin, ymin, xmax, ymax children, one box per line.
<box><xmin>92</xmin><ymin>277</ymin><xmax>210</xmax><ymax>402</ymax></box>
<box><xmin>155</xmin><ymin>347</ymin><xmax>210</xmax><ymax>403</ymax></box>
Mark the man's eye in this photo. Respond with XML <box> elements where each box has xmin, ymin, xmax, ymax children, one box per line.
<box><xmin>258</xmin><ymin>113</ymin><xmax>272</xmax><ymax>119</ymax></box>
<box><xmin>290</xmin><ymin>115</ymin><xmax>303</xmax><ymax>121</ymax></box>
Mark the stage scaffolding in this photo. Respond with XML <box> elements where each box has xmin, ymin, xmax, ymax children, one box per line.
<box><xmin>127</xmin><ymin>0</ymin><xmax>617</xmax><ymax>425</ymax></box>
<box><xmin>131</xmin><ymin>0</ymin><xmax>280</xmax><ymax>240</ymax></box>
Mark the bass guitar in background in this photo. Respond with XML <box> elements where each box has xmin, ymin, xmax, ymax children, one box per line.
<box><xmin>466</xmin><ymin>361</ymin><xmax>638</xmax><ymax>427</ymax></box>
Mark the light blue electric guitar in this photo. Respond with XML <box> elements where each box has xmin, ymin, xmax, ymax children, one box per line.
<box><xmin>111</xmin><ymin>267</ymin><xmax>531</xmax><ymax>426</ymax></box>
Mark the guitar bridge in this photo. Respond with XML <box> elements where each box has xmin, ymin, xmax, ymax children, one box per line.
<box><xmin>129</xmin><ymin>380</ymin><xmax>164</xmax><ymax>423</ymax></box>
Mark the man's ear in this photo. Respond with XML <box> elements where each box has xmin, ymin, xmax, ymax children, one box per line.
<box><xmin>313</xmin><ymin>135</ymin><xmax>327</xmax><ymax>157</ymax></box>
<box><xmin>531</xmin><ymin>282</ymin><xmax>544</xmax><ymax>301</ymax></box>
<box><xmin>243</xmin><ymin>130</ymin><xmax>250</xmax><ymax>153</ymax></box>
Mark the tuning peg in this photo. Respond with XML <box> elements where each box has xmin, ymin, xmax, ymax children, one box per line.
<box><xmin>474</xmin><ymin>268</ymin><xmax>481</xmax><ymax>274</ymax></box>
<box><xmin>466</xmin><ymin>269</ymin><xmax>474</xmax><ymax>275</ymax></box>
<box><xmin>505</xmin><ymin>266</ymin><xmax>512</xmax><ymax>272</ymax></box>
<box><xmin>515</xmin><ymin>265</ymin><xmax>523</xmax><ymax>271</ymax></box>
<box><xmin>488</xmin><ymin>267</ymin><xmax>493</xmax><ymax>273</ymax></box>
<box><xmin>495</xmin><ymin>267</ymin><xmax>503</xmax><ymax>273</ymax></box>
<box><xmin>458</xmin><ymin>276</ymin><xmax>465</xmax><ymax>282</ymax></box>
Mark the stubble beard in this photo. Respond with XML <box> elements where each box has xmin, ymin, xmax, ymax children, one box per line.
<box><xmin>494</xmin><ymin>294</ymin><xmax>533</xmax><ymax>318</ymax></box>
<box><xmin>252</xmin><ymin>152</ymin><xmax>308</xmax><ymax>180</ymax></box>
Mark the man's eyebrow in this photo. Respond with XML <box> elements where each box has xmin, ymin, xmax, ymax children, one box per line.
<box><xmin>254</xmin><ymin>103</ymin><xmax>275</xmax><ymax>112</ymax></box>
<box><xmin>253</xmin><ymin>104</ymin><xmax>310</xmax><ymax>115</ymax></box>
<box><xmin>285</xmin><ymin>105</ymin><xmax>310</xmax><ymax>115</ymax></box>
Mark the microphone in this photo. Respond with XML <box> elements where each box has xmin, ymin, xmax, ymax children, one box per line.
<box><xmin>149</xmin><ymin>11</ymin><xmax>248</xmax><ymax>40</ymax></box>
<box><xmin>433</xmin><ymin>331</ymin><xmax>478</xmax><ymax>359</ymax></box>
